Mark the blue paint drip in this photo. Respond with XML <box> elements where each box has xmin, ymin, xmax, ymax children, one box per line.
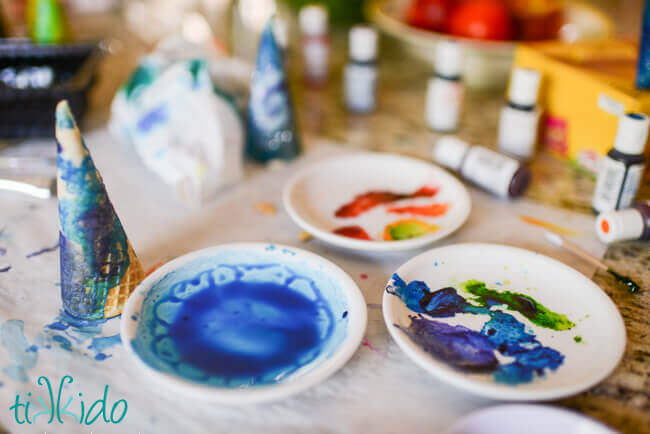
<box><xmin>25</xmin><ymin>241</ymin><xmax>60</xmax><ymax>258</ymax></box>
<box><xmin>52</xmin><ymin>335</ymin><xmax>72</xmax><ymax>351</ymax></box>
<box><xmin>0</xmin><ymin>320</ymin><xmax>38</xmax><ymax>382</ymax></box>
<box><xmin>87</xmin><ymin>334</ymin><xmax>121</xmax><ymax>362</ymax></box>
<box><xmin>388</xmin><ymin>274</ymin><xmax>566</xmax><ymax>384</ymax></box>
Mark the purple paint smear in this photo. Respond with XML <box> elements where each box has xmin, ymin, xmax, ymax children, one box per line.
<box><xmin>26</xmin><ymin>241</ymin><xmax>60</xmax><ymax>258</ymax></box>
<box><xmin>0</xmin><ymin>265</ymin><xmax>10</xmax><ymax>273</ymax></box>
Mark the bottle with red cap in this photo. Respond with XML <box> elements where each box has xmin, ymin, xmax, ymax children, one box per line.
<box><xmin>596</xmin><ymin>201</ymin><xmax>650</xmax><ymax>243</ymax></box>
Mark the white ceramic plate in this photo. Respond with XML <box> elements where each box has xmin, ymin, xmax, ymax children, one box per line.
<box><xmin>442</xmin><ymin>404</ymin><xmax>617</xmax><ymax>434</ymax></box>
<box><xmin>283</xmin><ymin>153</ymin><xmax>471</xmax><ymax>252</ymax></box>
<box><xmin>383</xmin><ymin>243</ymin><xmax>626</xmax><ymax>401</ymax></box>
<box><xmin>121</xmin><ymin>243</ymin><xmax>367</xmax><ymax>404</ymax></box>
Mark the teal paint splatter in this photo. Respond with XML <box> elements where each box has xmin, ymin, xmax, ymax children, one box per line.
<box><xmin>88</xmin><ymin>334</ymin><xmax>121</xmax><ymax>361</ymax></box>
<box><xmin>123</xmin><ymin>63</ymin><xmax>158</xmax><ymax>100</ymax></box>
<box><xmin>0</xmin><ymin>320</ymin><xmax>38</xmax><ymax>382</ymax></box>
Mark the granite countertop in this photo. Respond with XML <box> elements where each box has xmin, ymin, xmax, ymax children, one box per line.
<box><xmin>290</xmin><ymin>34</ymin><xmax>650</xmax><ymax>432</ymax></box>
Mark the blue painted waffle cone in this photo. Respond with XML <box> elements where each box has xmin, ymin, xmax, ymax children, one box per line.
<box><xmin>56</xmin><ymin>100</ymin><xmax>144</xmax><ymax>320</ymax></box>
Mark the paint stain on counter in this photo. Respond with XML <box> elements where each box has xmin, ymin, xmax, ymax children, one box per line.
<box><xmin>25</xmin><ymin>241</ymin><xmax>60</xmax><ymax>258</ymax></box>
<box><xmin>0</xmin><ymin>320</ymin><xmax>38</xmax><ymax>382</ymax></box>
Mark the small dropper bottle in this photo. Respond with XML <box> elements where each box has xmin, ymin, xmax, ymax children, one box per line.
<box><xmin>425</xmin><ymin>40</ymin><xmax>464</xmax><ymax>132</ymax></box>
<box><xmin>433</xmin><ymin>136</ymin><xmax>531</xmax><ymax>198</ymax></box>
<box><xmin>596</xmin><ymin>201</ymin><xmax>650</xmax><ymax>243</ymax></box>
<box><xmin>497</xmin><ymin>68</ymin><xmax>542</xmax><ymax>160</ymax></box>
<box><xmin>344</xmin><ymin>25</ymin><xmax>379</xmax><ymax>113</ymax></box>
<box><xmin>592</xmin><ymin>112</ymin><xmax>649</xmax><ymax>214</ymax></box>
<box><xmin>299</xmin><ymin>4</ymin><xmax>329</xmax><ymax>85</ymax></box>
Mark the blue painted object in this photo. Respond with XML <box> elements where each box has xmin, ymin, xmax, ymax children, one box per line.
<box><xmin>131</xmin><ymin>250</ymin><xmax>349</xmax><ymax>388</ymax></box>
<box><xmin>247</xmin><ymin>19</ymin><xmax>301</xmax><ymax>162</ymax></box>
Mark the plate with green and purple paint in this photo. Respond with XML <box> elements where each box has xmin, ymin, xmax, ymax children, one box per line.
<box><xmin>382</xmin><ymin>243</ymin><xmax>626</xmax><ymax>401</ymax></box>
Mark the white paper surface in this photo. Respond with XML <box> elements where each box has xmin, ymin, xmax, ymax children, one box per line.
<box><xmin>0</xmin><ymin>134</ymin><xmax>607</xmax><ymax>433</ymax></box>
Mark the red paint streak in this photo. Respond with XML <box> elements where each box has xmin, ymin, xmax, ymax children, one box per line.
<box><xmin>333</xmin><ymin>225</ymin><xmax>373</xmax><ymax>240</ymax></box>
<box><xmin>335</xmin><ymin>186</ymin><xmax>439</xmax><ymax>218</ymax></box>
<box><xmin>362</xmin><ymin>338</ymin><xmax>377</xmax><ymax>351</ymax></box>
<box><xmin>145</xmin><ymin>262</ymin><xmax>164</xmax><ymax>277</ymax></box>
<box><xmin>360</xmin><ymin>273</ymin><xmax>368</xmax><ymax>279</ymax></box>
<box><xmin>387</xmin><ymin>202</ymin><xmax>449</xmax><ymax>217</ymax></box>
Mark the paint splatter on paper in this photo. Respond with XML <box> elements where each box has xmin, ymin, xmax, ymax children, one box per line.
<box><xmin>0</xmin><ymin>320</ymin><xmax>38</xmax><ymax>382</ymax></box>
<box><xmin>25</xmin><ymin>241</ymin><xmax>60</xmax><ymax>258</ymax></box>
<box><xmin>387</xmin><ymin>274</ymin><xmax>572</xmax><ymax>384</ymax></box>
<box><xmin>0</xmin><ymin>265</ymin><xmax>10</xmax><ymax>273</ymax></box>
<box><xmin>335</xmin><ymin>186</ymin><xmax>438</xmax><ymax>218</ymax></box>
<box><xmin>333</xmin><ymin>225</ymin><xmax>373</xmax><ymax>240</ymax></box>
<box><xmin>383</xmin><ymin>219</ymin><xmax>439</xmax><ymax>241</ymax></box>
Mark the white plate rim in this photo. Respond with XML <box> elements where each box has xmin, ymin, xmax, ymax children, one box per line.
<box><xmin>121</xmin><ymin>242</ymin><xmax>368</xmax><ymax>405</ymax></box>
<box><xmin>382</xmin><ymin>242</ymin><xmax>626</xmax><ymax>401</ymax></box>
<box><xmin>283</xmin><ymin>153</ymin><xmax>472</xmax><ymax>252</ymax></box>
<box><xmin>440</xmin><ymin>404</ymin><xmax>617</xmax><ymax>434</ymax></box>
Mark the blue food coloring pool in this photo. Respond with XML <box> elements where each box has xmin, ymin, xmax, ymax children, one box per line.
<box><xmin>131</xmin><ymin>251</ymin><xmax>349</xmax><ymax>388</ymax></box>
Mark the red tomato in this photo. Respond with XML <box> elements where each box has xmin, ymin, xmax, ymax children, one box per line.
<box><xmin>448</xmin><ymin>0</ymin><xmax>514</xmax><ymax>41</ymax></box>
<box><xmin>406</xmin><ymin>0</ymin><xmax>455</xmax><ymax>33</ymax></box>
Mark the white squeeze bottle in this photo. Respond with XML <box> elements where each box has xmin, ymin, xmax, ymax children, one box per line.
<box><xmin>299</xmin><ymin>4</ymin><xmax>329</xmax><ymax>85</ymax></box>
<box><xmin>592</xmin><ymin>112</ymin><xmax>649</xmax><ymax>214</ymax></box>
<box><xmin>426</xmin><ymin>40</ymin><xmax>464</xmax><ymax>132</ymax></box>
<box><xmin>344</xmin><ymin>25</ymin><xmax>379</xmax><ymax>113</ymax></box>
<box><xmin>497</xmin><ymin>68</ymin><xmax>542</xmax><ymax>160</ymax></box>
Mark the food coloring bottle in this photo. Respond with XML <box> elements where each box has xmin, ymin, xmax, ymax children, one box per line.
<box><xmin>592</xmin><ymin>112</ymin><xmax>649</xmax><ymax>214</ymax></box>
<box><xmin>426</xmin><ymin>40</ymin><xmax>463</xmax><ymax>132</ymax></box>
<box><xmin>596</xmin><ymin>201</ymin><xmax>650</xmax><ymax>243</ymax></box>
<box><xmin>497</xmin><ymin>68</ymin><xmax>542</xmax><ymax>160</ymax></box>
<box><xmin>299</xmin><ymin>4</ymin><xmax>329</xmax><ymax>85</ymax></box>
<box><xmin>432</xmin><ymin>136</ymin><xmax>531</xmax><ymax>198</ymax></box>
<box><xmin>344</xmin><ymin>25</ymin><xmax>379</xmax><ymax>113</ymax></box>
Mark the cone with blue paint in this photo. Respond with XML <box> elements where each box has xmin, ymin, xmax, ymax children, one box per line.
<box><xmin>56</xmin><ymin>100</ymin><xmax>144</xmax><ymax>320</ymax></box>
<box><xmin>247</xmin><ymin>18</ymin><xmax>301</xmax><ymax>162</ymax></box>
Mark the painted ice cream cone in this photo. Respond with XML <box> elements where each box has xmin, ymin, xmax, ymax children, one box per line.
<box><xmin>56</xmin><ymin>100</ymin><xmax>144</xmax><ymax>320</ymax></box>
<box><xmin>247</xmin><ymin>18</ymin><xmax>301</xmax><ymax>162</ymax></box>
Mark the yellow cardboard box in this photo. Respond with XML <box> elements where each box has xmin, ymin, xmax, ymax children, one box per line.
<box><xmin>513</xmin><ymin>40</ymin><xmax>650</xmax><ymax>172</ymax></box>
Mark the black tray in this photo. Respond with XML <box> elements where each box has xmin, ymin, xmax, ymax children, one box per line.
<box><xmin>0</xmin><ymin>39</ymin><xmax>103</xmax><ymax>139</ymax></box>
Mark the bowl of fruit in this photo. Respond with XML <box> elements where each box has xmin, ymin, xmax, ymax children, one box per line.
<box><xmin>368</xmin><ymin>0</ymin><xmax>613</xmax><ymax>89</ymax></box>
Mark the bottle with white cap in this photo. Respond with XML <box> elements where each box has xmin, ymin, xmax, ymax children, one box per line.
<box><xmin>425</xmin><ymin>40</ymin><xmax>464</xmax><ymax>132</ymax></box>
<box><xmin>299</xmin><ymin>4</ymin><xmax>329</xmax><ymax>85</ymax></box>
<box><xmin>596</xmin><ymin>201</ymin><xmax>650</xmax><ymax>243</ymax></box>
<box><xmin>432</xmin><ymin>136</ymin><xmax>531</xmax><ymax>198</ymax></box>
<box><xmin>592</xmin><ymin>112</ymin><xmax>649</xmax><ymax>213</ymax></box>
<box><xmin>344</xmin><ymin>25</ymin><xmax>379</xmax><ymax>113</ymax></box>
<box><xmin>497</xmin><ymin>68</ymin><xmax>542</xmax><ymax>160</ymax></box>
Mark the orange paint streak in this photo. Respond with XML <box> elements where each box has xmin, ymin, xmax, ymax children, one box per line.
<box><xmin>519</xmin><ymin>216</ymin><xmax>578</xmax><ymax>236</ymax></box>
<box><xmin>387</xmin><ymin>203</ymin><xmax>449</xmax><ymax>217</ymax></box>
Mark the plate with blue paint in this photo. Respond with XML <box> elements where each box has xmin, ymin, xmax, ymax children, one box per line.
<box><xmin>121</xmin><ymin>243</ymin><xmax>367</xmax><ymax>404</ymax></box>
<box><xmin>383</xmin><ymin>243</ymin><xmax>626</xmax><ymax>401</ymax></box>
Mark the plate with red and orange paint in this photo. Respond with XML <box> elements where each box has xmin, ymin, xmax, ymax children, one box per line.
<box><xmin>283</xmin><ymin>153</ymin><xmax>471</xmax><ymax>252</ymax></box>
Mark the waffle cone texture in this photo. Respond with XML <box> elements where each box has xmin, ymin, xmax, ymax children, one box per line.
<box><xmin>56</xmin><ymin>100</ymin><xmax>144</xmax><ymax>320</ymax></box>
